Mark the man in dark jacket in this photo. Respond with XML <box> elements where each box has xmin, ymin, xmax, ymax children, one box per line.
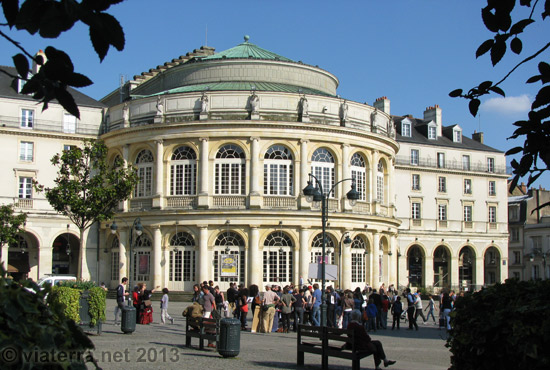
<box><xmin>114</xmin><ymin>277</ymin><xmax>129</xmax><ymax>324</ymax></box>
<box><xmin>370</xmin><ymin>288</ymin><xmax>382</xmax><ymax>329</ymax></box>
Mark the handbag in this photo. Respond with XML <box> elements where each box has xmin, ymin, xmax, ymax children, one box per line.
<box><xmin>144</xmin><ymin>299</ymin><xmax>152</xmax><ymax>307</ymax></box>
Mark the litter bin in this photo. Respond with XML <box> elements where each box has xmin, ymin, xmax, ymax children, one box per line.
<box><xmin>121</xmin><ymin>305</ymin><xmax>136</xmax><ymax>334</ymax></box>
<box><xmin>218</xmin><ymin>318</ymin><xmax>240</xmax><ymax>357</ymax></box>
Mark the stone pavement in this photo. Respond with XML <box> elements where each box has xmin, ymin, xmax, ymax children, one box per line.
<box><xmin>87</xmin><ymin>299</ymin><xmax>451</xmax><ymax>370</ymax></box>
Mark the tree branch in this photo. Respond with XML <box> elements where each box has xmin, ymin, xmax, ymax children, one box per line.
<box><xmin>0</xmin><ymin>29</ymin><xmax>38</xmax><ymax>61</ymax></box>
<box><xmin>494</xmin><ymin>41</ymin><xmax>550</xmax><ymax>87</ymax></box>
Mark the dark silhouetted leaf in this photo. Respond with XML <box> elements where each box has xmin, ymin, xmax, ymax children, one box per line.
<box><xmin>543</xmin><ymin>0</ymin><xmax>550</xmax><ymax>19</ymax></box>
<box><xmin>495</xmin><ymin>10</ymin><xmax>512</xmax><ymax>31</ymax></box>
<box><xmin>539</xmin><ymin>62</ymin><xmax>550</xmax><ymax>82</ymax></box>
<box><xmin>99</xmin><ymin>13</ymin><xmax>125</xmax><ymax>51</ymax></box>
<box><xmin>449</xmin><ymin>89</ymin><xmax>463</xmax><ymax>97</ymax></box>
<box><xmin>476</xmin><ymin>39</ymin><xmax>494</xmax><ymax>58</ymax></box>
<box><xmin>510</xmin><ymin>19</ymin><xmax>535</xmax><ymax>34</ymax></box>
<box><xmin>13</xmin><ymin>53</ymin><xmax>29</xmax><ymax>80</ymax></box>
<box><xmin>511</xmin><ymin>37</ymin><xmax>522</xmax><ymax>54</ymax></box>
<box><xmin>491</xmin><ymin>38</ymin><xmax>506</xmax><ymax>66</ymax></box>
<box><xmin>532</xmin><ymin>85</ymin><xmax>550</xmax><ymax>109</ymax></box>
<box><xmin>482</xmin><ymin>7</ymin><xmax>499</xmax><ymax>32</ymax></box>
<box><xmin>55</xmin><ymin>87</ymin><xmax>80</xmax><ymax>119</ymax></box>
<box><xmin>67</xmin><ymin>73</ymin><xmax>93</xmax><ymax>88</ymax></box>
<box><xmin>505</xmin><ymin>147</ymin><xmax>523</xmax><ymax>156</ymax></box>
<box><xmin>526</xmin><ymin>75</ymin><xmax>541</xmax><ymax>84</ymax></box>
<box><xmin>519</xmin><ymin>0</ymin><xmax>531</xmax><ymax>7</ymax></box>
<box><xmin>2</xmin><ymin>0</ymin><xmax>19</xmax><ymax>26</ymax></box>
<box><xmin>20</xmin><ymin>74</ymin><xmax>40</xmax><ymax>95</ymax></box>
<box><xmin>489</xmin><ymin>86</ymin><xmax>505</xmax><ymax>96</ymax></box>
<box><xmin>479</xmin><ymin>80</ymin><xmax>493</xmax><ymax>92</ymax></box>
<box><xmin>15</xmin><ymin>0</ymin><xmax>44</xmax><ymax>34</ymax></box>
<box><xmin>469</xmin><ymin>99</ymin><xmax>481</xmax><ymax>117</ymax></box>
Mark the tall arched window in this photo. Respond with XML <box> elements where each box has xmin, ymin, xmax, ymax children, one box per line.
<box><xmin>350</xmin><ymin>153</ymin><xmax>366</xmax><ymax>201</ymax></box>
<box><xmin>264</xmin><ymin>145</ymin><xmax>293</xmax><ymax>196</ymax></box>
<box><xmin>169</xmin><ymin>232</ymin><xmax>196</xmax><ymax>282</ymax></box>
<box><xmin>110</xmin><ymin>236</ymin><xmax>119</xmax><ymax>282</ymax></box>
<box><xmin>311</xmin><ymin>148</ymin><xmax>335</xmax><ymax>197</ymax></box>
<box><xmin>215</xmin><ymin>145</ymin><xmax>246</xmax><ymax>195</ymax></box>
<box><xmin>263</xmin><ymin>231</ymin><xmax>294</xmax><ymax>284</ymax></box>
<box><xmin>134</xmin><ymin>149</ymin><xmax>154</xmax><ymax>198</ymax></box>
<box><xmin>133</xmin><ymin>234</ymin><xmax>152</xmax><ymax>282</ymax></box>
<box><xmin>376</xmin><ymin>160</ymin><xmax>384</xmax><ymax>203</ymax></box>
<box><xmin>310</xmin><ymin>233</ymin><xmax>335</xmax><ymax>283</ymax></box>
<box><xmin>170</xmin><ymin>146</ymin><xmax>197</xmax><ymax>195</ymax></box>
<box><xmin>214</xmin><ymin>231</ymin><xmax>246</xmax><ymax>284</ymax></box>
<box><xmin>351</xmin><ymin>236</ymin><xmax>366</xmax><ymax>283</ymax></box>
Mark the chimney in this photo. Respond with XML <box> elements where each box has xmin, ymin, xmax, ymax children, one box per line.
<box><xmin>373</xmin><ymin>96</ymin><xmax>390</xmax><ymax>115</ymax></box>
<box><xmin>32</xmin><ymin>50</ymin><xmax>46</xmax><ymax>74</ymax></box>
<box><xmin>472</xmin><ymin>130</ymin><xmax>484</xmax><ymax>144</ymax></box>
<box><xmin>423</xmin><ymin>105</ymin><xmax>442</xmax><ymax>136</ymax></box>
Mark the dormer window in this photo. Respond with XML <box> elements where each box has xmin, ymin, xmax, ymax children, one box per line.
<box><xmin>428</xmin><ymin>125</ymin><xmax>436</xmax><ymax>140</ymax></box>
<box><xmin>453</xmin><ymin>128</ymin><xmax>462</xmax><ymax>142</ymax></box>
<box><xmin>402</xmin><ymin>121</ymin><xmax>411</xmax><ymax>137</ymax></box>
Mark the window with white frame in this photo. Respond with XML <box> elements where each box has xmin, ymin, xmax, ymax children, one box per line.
<box><xmin>487</xmin><ymin>157</ymin><xmax>495</xmax><ymax>173</ymax></box>
<box><xmin>311</xmin><ymin>148</ymin><xmax>335</xmax><ymax>198</ymax></box>
<box><xmin>264</xmin><ymin>145</ymin><xmax>293</xmax><ymax>196</ymax></box>
<box><xmin>411</xmin><ymin>174</ymin><xmax>420</xmax><ymax>190</ymax></box>
<box><xmin>514</xmin><ymin>251</ymin><xmax>521</xmax><ymax>264</ymax></box>
<box><xmin>19</xmin><ymin>141</ymin><xmax>34</xmax><ymax>161</ymax></box>
<box><xmin>133</xmin><ymin>234</ymin><xmax>152</xmax><ymax>282</ymax></box>
<box><xmin>134</xmin><ymin>150</ymin><xmax>154</xmax><ymax>198</ymax></box>
<box><xmin>63</xmin><ymin>144</ymin><xmax>76</xmax><ymax>152</ymax></box>
<box><xmin>63</xmin><ymin>113</ymin><xmax>76</xmax><ymax>133</ymax></box>
<box><xmin>464</xmin><ymin>178</ymin><xmax>472</xmax><ymax>194</ymax></box>
<box><xmin>437</xmin><ymin>152</ymin><xmax>445</xmax><ymax>168</ymax></box>
<box><xmin>215</xmin><ymin>144</ymin><xmax>246</xmax><ymax>195</ymax></box>
<box><xmin>453</xmin><ymin>128</ymin><xmax>462</xmax><ymax>142</ymax></box>
<box><xmin>489</xmin><ymin>181</ymin><xmax>496</xmax><ymax>196</ymax></box>
<box><xmin>438</xmin><ymin>176</ymin><xmax>446</xmax><ymax>193</ymax></box>
<box><xmin>21</xmin><ymin>109</ymin><xmax>33</xmax><ymax>128</ymax></box>
<box><xmin>169</xmin><ymin>232</ymin><xmax>196</xmax><ymax>282</ymax></box>
<box><xmin>213</xmin><ymin>231</ymin><xmax>245</xmax><ymax>283</ymax></box>
<box><xmin>464</xmin><ymin>205</ymin><xmax>472</xmax><ymax>222</ymax></box>
<box><xmin>428</xmin><ymin>125</ymin><xmax>437</xmax><ymax>140</ymax></box>
<box><xmin>350</xmin><ymin>153</ymin><xmax>366</xmax><ymax>201</ymax></box>
<box><xmin>510</xmin><ymin>228</ymin><xmax>519</xmax><ymax>242</ymax></box>
<box><xmin>462</xmin><ymin>155</ymin><xmax>470</xmax><ymax>171</ymax></box>
<box><xmin>410</xmin><ymin>149</ymin><xmax>419</xmax><ymax>165</ymax></box>
<box><xmin>351</xmin><ymin>237</ymin><xmax>366</xmax><ymax>283</ymax></box>
<box><xmin>376</xmin><ymin>161</ymin><xmax>384</xmax><ymax>203</ymax></box>
<box><xmin>412</xmin><ymin>202</ymin><xmax>421</xmax><ymax>219</ymax></box>
<box><xmin>170</xmin><ymin>146</ymin><xmax>197</xmax><ymax>196</ymax></box>
<box><xmin>310</xmin><ymin>233</ymin><xmax>335</xmax><ymax>283</ymax></box>
<box><xmin>263</xmin><ymin>232</ymin><xmax>293</xmax><ymax>283</ymax></box>
<box><xmin>19</xmin><ymin>176</ymin><xmax>33</xmax><ymax>198</ymax></box>
<box><xmin>509</xmin><ymin>205</ymin><xmax>520</xmax><ymax>221</ymax></box>
<box><xmin>488</xmin><ymin>206</ymin><xmax>497</xmax><ymax>223</ymax></box>
<box><xmin>438</xmin><ymin>204</ymin><xmax>447</xmax><ymax>221</ymax></box>
<box><xmin>402</xmin><ymin>121</ymin><xmax>411</xmax><ymax>137</ymax></box>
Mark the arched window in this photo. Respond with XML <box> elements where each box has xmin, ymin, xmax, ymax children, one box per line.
<box><xmin>133</xmin><ymin>234</ymin><xmax>152</xmax><ymax>282</ymax></box>
<box><xmin>350</xmin><ymin>153</ymin><xmax>366</xmax><ymax>201</ymax></box>
<box><xmin>263</xmin><ymin>232</ymin><xmax>294</xmax><ymax>284</ymax></box>
<box><xmin>351</xmin><ymin>236</ymin><xmax>366</xmax><ymax>283</ymax></box>
<box><xmin>169</xmin><ymin>232</ymin><xmax>196</xmax><ymax>282</ymax></box>
<box><xmin>215</xmin><ymin>145</ymin><xmax>246</xmax><ymax>195</ymax></box>
<box><xmin>170</xmin><ymin>146</ymin><xmax>197</xmax><ymax>195</ymax></box>
<box><xmin>377</xmin><ymin>160</ymin><xmax>384</xmax><ymax>203</ymax></box>
<box><xmin>311</xmin><ymin>148</ymin><xmax>335</xmax><ymax>197</ymax></box>
<box><xmin>310</xmin><ymin>233</ymin><xmax>335</xmax><ymax>283</ymax></box>
<box><xmin>134</xmin><ymin>150</ymin><xmax>154</xmax><ymax>198</ymax></box>
<box><xmin>110</xmin><ymin>236</ymin><xmax>119</xmax><ymax>282</ymax></box>
<box><xmin>214</xmin><ymin>231</ymin><xmax>246</xmax><ymax>284</ymax></box>
<box><xmin>264</xmin><ymin>145</ymin><xmax>293</xmax><ymax>196</ymax></box>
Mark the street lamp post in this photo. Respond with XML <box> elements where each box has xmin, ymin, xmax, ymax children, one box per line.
<box><xmin>529</xmin><ymin>248</ymin><xmax>548</xmax><ymax>279</ymax></box>
<box><xmin>303</xmin><ymin>173</ymin><xmax>360</xmax><ymax>326</ymax></box>
<box><xmin>110</xmin><ymin>218</ymin><xmax>143</xmax><ymax>305</ymax></box>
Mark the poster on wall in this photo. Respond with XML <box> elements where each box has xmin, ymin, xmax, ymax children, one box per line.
<box><xmin>139</xmin><ymin>254</ymin><xmax>149</xmax><ymax>275</ymax></box>
<box><xmin>220</xmin><ymin>254</ymin><xmax>238</xmax><ymax>277</ymax></box>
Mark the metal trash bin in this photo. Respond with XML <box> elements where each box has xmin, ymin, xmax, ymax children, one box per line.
<box><xmin>121</xmin><ymin>305</ymin><xmax>136</xmax><ymax>334</ymax></box>
<box><xmin>218</xmin><ymin>318</ymin><xmax>240</xmax><ymax>357</ymax></box>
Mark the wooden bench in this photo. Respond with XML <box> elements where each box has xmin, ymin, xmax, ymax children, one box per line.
<box><xmin>185</xmin><ymin>317</ymin><xmax>218</xmax><ymax>350</ymax></box>
<box><xmin>297</xmin><ymin>324</ymin><xmax>372</xmax><ymax>370</ymax></box>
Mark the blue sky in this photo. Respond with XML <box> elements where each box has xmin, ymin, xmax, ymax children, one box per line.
<box><xmin>1</xmin><ymin>0</ymin><xmax>548</xmax><ymax>188</ymax></box>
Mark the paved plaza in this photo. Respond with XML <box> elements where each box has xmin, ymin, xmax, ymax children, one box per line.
<box><xmin>87</xmin><ymin>299</ymin><xmax>451</xmax><ymax>370</ymax></box>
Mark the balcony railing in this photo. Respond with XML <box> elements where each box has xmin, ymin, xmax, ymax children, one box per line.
<box><xmin>166</xmin><ymin>196</ymin><xmax>197</xmax><ymax>209</ymax></box>
<box><xmin>0</xmin><ymin>115</ymin><xmax>100</xmax><ymax>135</ymax></box>
<box><xmin>213</xmin><ymin>196</ymin><xmax>246</xmax><ymax>208</ymax></box>
<box><xmin>395</xmin><ymin>155</ymin><xmax>508</xmax><ymax>175</ymax></box>
<box><xmin>263</xmin><ymin>196</ymin><xmax>297</xmax><ymax>209</ymax></box>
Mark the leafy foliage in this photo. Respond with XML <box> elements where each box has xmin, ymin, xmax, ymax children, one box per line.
<box><xmin>48</xmin><ymin>284</ymin><xmax>107</xmax><ymax>328</ymax></box>
<box><xmin>447</xmin><ymin>279</ymin><xmax>550</xmax><ymax>370</ymax></box>
<box><xmin>47</xmin><ymin>286</ymin><xmax>81</xmax><ymax>323</ymax></box>
<box><xmin>0</xmin><ymin>0</ymin><xmax>125</xmax><ymax>118</ymax></box>
<box><xmin>450</xmin><ymin>0</ymin><xmax>550</xmax><ymax>201</ymax></box>
<box><xmin>0</xmin><ymin>266</ymin><xmax>98</xmax><ymax>369</ymax></box>
<box><xmin>86</xmin><ymin>287</ymin><xmax>107</xmax><ymax>327</ymax></box>
<box><xmin>0</xmin><ymin>204</ymin><xmax>27</xmax><ymax>249</ymax></box>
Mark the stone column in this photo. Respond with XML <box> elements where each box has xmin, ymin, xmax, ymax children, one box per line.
<box><xmin>153</xmin><ymin>226</ymin><xmax>162</xmax><ymax>288</ymax></box>
<box><xmin>372</xmin><ymin>232</ymin><xmax>380</xmax><ymax>287</ymax></box>
<box><xmin>122</xmin><ymin>144</ymin><xmax>130</xmax><ymax>212</ymax></box>
<box><xmin>341</xmin><ymin>231</ymin><xmax>352</xmax><ymax>290</ymax></box>
<box><xmin>425</xmin><ymin>255</ymin><xmax>434</xmax><ymax>291</ymax></box>
<box><xmin>388</xmin><ymin>157</ymin><xmax>395</xmax><ymax>216</ymax></box>
<box><xmin>370</xmin><ymin>151</ymin><xmax>379</xmax><ymax>205</ymax></box>
<box><xmin>153</xmin><ymin>139</ymin><xmax>164</xmax><ymax>209</ymax></box>
<box><xmin>249</xmin><ymin>226</ymin><xmax>261</xmax><ymax>286</ymax></box>
<box><xmin>299</xmin><ymin>140</ymin><xmax>310</xmax><ymax>208</ymax></box>
<box><xmin>389</xmin><ymin>235</ymin><xmax>398</xmax><ymax>286</ymax></box>
<box><xmin>475</xmin><ymin>257</ymin><xmax>484</xmax><ymax>291</ymax></box>
<box><xmin>249</xmin><ymin>137</ymin><xmax>261</xmax><ymax>208</ymax></box>
<box><xmin>450</xmin><ymin>255</ymin><xmax>459</xmax><ymax>291</ymax></box>
<box><xmin>198</xmin><ymin>226</ymin><xmax>209</xmax><ymax>283</ymax></box>
<box><xmin>198</xmin><ymin>138</ymin><xmax>210</xmax><ymax>209</ymax></box>
<box><xmin>342</xmin><ymin>144</ymin><xmax>352</xmax><ymax>211</ymax></box>
<box><xmin>299</xmin><ymin>227</ymin><xmax>310</xmax><ymax>282</ymax></box>
<box><xmin>118</xmin><ymin>229</ymin><xmax>128</xmax><ymax>283</ymax></box>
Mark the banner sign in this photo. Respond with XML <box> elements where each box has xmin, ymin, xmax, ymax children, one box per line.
<box><xmin>220</xmin><ymin>254</ymin><xmax>238</xmax><ymax>277</ymax></box>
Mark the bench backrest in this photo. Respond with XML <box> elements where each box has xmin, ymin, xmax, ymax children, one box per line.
<box><xmin>298</xmin><ymin>325</ymin><xmax>357</xmax><ymax>351</ymax></box>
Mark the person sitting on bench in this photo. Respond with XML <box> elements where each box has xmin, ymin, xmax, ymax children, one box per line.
<box><xmin>347</xmin><ymin>310</ymin><xmax>396</xmax><ymax>370</ymax></box>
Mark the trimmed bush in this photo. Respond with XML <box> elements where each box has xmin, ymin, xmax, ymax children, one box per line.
<box><xmin>48</xmin><ymin>282</ymin><xmax>107</xmax><ymax>327</ymax></box>
<box><xmin>447</xmin><ymin>279</ymin><xmax>550</xmax><ymax>370</ymax></box>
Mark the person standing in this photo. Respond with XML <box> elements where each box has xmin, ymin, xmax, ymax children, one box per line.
<box><xmin>311</xmin><ymin>284</ymin><xmax>322</xmax><ymax>326</ymax></box>
<box><xmin>227</xmin><ymin>283</ymin><xmax>238</xmax><ymax>317</ymax></box>
<box><xmin>370</xmin><ymin>289</ymin><xmax>382</xmax><ymax>329</ymax></box>
<box><xmin>414</xmin><ymin>290</ymin><xmax>427</xmax><ymax>324</ymax></box>
<box><xmin>201</xmin><ymin>285</ymin><xmax>216</xmax><ymax>318</ymax></box>
<box><xmin>441</xmin><ymin>291</ymin><xmax>453</xmax><ymax>331</ymax></box>
<box><xmin>280</xmin><ymin>286</ymin><xmax>296</xmax><ymax>333</ymax></box>
<box><xmin>391</xmin><ymin>296</ymin><xmax>403</xmax><ymax>330</ymax></box>
<box><xmin>425</xmin><ymin>295</ymin><xmax>437</xmax><ymax>324</ymax></box>
<box><xmin>114</xmin><ymin>277</ymin><xmax>129</xmax><ymax>324</ymax></box>
<box><xmin>238</xmin><ymin>287</ymin><xmax>249</xmax><ymax>331</ymax></box>
<box><xmin>160</xmin><ymin>288</ymin><xmax>174</xmax><ymax>324</ymax></box>
<box><xmin>261</xmin><ymin>285</ymin><xmax>278</xmax><ymax>333</ymax></box>
<box><xmin>292</xmin><ymin>288</ymin><xmax>305</xmax><ymax>331</ymax></box>
<box><xmin>380</xmin><ymin>295</ymin><xmax>389</xmax><ymax>329</ymax></box>
<box><xmin>405</xmin><ymin>288</ymin><xmax>418</xmax><ymax>331</ymax></box>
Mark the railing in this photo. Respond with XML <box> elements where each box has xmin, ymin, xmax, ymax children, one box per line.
<box><xmin>166</xmin><ymin>196</ymin><xmax>197</xmax><ymax>209</ymax></box>
<box><xmin>464</xmin><ymin>221</ymin><xmax>473</xmax><ymax>229</ymax></box>
<box><xmin>352</xmin><ymin>201</ymin><xmax>370</xmax><ymax>214</ymax></box>
<box><xmin>129</xmin><ymin>198</ymin><xmax>153</xmax><ymax>211</ymax></box>
<box><xmin>14</xmin><ymin>198</ymin><xmax>33</xmax><ymax>209</ymax></box>
<box><xmin>438</xmin><ymin>220</ymin><xmax>448</xmax><ymax>228</ymax></box>
<box><xmin>0</xmin><ymin>115</ymin><xmax>101</xmax><ymax>135</ymax></box>
<box><xmin>263</xmin><ymin>196</ymin><xmax>297</xmax><ymax>209</ymax></box>
<box><xmin>395</xmin><ymin>155</ymin><xmax>509</xmax><ymax>175</ymax></box>
<box><xmin>412</xmin><ymin>219</ymin><xmax>422</xmax><ymax>227</ymax></box>
<box><xmin>213</xmin><ymin>196</ymin><xmax>246</xmax><ymax>208</ymax></box>
<box><xmin>2</xmin><ymin>196</ymin><xmax>53</xmax><ymax>211</ymax></box>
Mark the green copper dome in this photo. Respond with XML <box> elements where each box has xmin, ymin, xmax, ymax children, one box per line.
<box><xmin>202</xmin><ymin>36</ymin><xmax>294</xmax><ymax>62</ymax></box>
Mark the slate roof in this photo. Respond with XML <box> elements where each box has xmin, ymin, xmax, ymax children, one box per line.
<box><xmin>393</xmin><ymin>115</ymin><xmax>503</xmax><ymax>153</ymax></box>
<box><xmin>0</xmin><ymin>65</ymin><xmax>105</xmax><ymax>108</ymax></box>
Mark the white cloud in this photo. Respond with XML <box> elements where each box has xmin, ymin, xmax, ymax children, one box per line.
<box><xmin>481</xmin><ymin>94</ymin><xmax>531</xmax><ymax>115</ymax></box>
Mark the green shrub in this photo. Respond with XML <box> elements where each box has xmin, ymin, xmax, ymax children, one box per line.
<box><xmin>48</xmin><ymin>287</ymin><xmax>81</xmax><ymax>322</ymax></box>
<box><xmin>87</xmin><ymin>287</ymin><xmax>107</xmax><ymax>327</ymax></box>
<box><xmin>447</xmin><ymin>279</ymin><xmax>550</xmax><ymax>370</ymax></box>
<box><xmin>48</xmin><ymin>283</ymin><xmax>107</xmax><ymax>327</ymax></box>
<box><xmin>0</xmin><ymin>267</ymin><xmax>96</xmax><ymax>369</ymax></box>
<box><xmin>57</xmin><ymin>280</ymin><xmax>97</xmax><ymax>290</ymax></box>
